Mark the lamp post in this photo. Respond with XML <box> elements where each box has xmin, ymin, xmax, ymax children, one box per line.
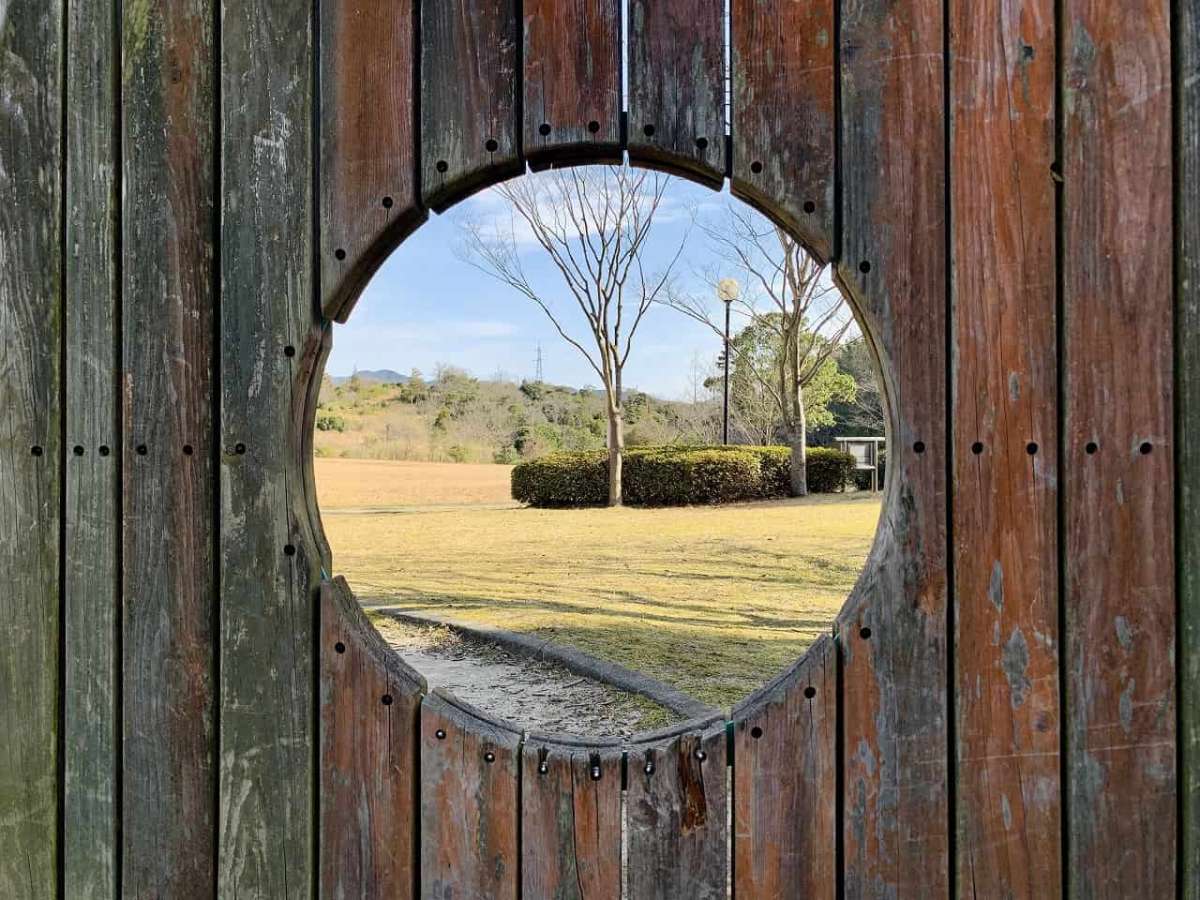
<box><xmin>717</xmin><ymin>279</ymin><xmax>739</xmax><ymax>445</ymax></box>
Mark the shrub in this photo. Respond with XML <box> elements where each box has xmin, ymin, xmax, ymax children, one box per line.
<box><xmin>316</xmin><ymin>414</ymin><xmax>345</xmax><ymax>432</ymax></box>
<box><xmin>805</xmin><ymin>447</ymin><xmax>857</xmax><ymax>493</ymax></box>
<box><xmin>511</xmin><ymin>451</ymin><xmax>609</xmax><ymax>507</ymax></box>
<box><xmin>512</xmin><ymin>445</ymin><xmax>798</xmax><ymax>507</ymax></box>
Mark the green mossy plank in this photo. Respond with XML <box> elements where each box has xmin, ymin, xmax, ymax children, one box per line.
<box><xmin>64</xmin><ymin>0</ymin><xmax>120</xmax><ymax>895</ymax></box>
<box><xmin>0</xmin><ymin>1</ymin><xmax>64</xmax><ymax>896</ymax></box>
<box><xmin>218</xmin><ymin>0</ymin><xmax>318</xmax><ymax>895</ymax></box>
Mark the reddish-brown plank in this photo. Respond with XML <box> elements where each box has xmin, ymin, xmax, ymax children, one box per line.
<box><xmin>523</xmin><ymin>0</ymin><xmax>621</xmax><ymax>169</ymax></box>
<box><xmin>321</xmin><ymin>578</ymin><xmax>424</xmax><ymax>899</ymax></box>
<box><xmin>421</xmin><ymin>0</ymin><xmax>522</xmax><ymax>211</ymax></box>
<box><xmin>420</xmin><ymin>691</ymin><xmax>521</xmax><ymax>899</ymax></box>
<box><xmin>1062</xmin><ymin>0</ymin><xmax>1175</xmax><ymax>894</ymax></box>
<box><xmin>732</xmin><ymin>635</ymin><xmax>836</xmax><ymax>899</ymax></box>
<box><xmin>320</xmin><ymin>0</ymin><xmax>425</xmax><ymax>323</ymax></box>
<box><xmin>626</xmin><ymin>719</ymin><xmax>727</xmax><ymax>899</ymax></box>
<box><xmin>521</xmin><ymin>737</ymin><xmax>622</xmax><ymax>899</ymax></box>
<box><xmin>121</xmin><ymin>0</ymin><xmax>218</xmax><ymax>893</ymax></box>
<box><xmin>731</xmin><ymin>0</ymin><xmax>836</xmax><ymax>260</ymax></box>
<box><xmin>950</xmin><ymin>1</ymin><xmax>1061</xmax><ymax>896</ymax></box>
<box><xmin>836</xmin><ymin>0</ymin><xmax>949</xmax><ymax>894</ymax></box>
<box><xmin>626</xmin><ymin>0</ymin><xmax>726</xmax><ymax>186</ymax></box>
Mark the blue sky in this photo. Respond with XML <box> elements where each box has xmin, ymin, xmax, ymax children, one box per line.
<box><xmin>327</xmin><ymin>168</ymin><xmax>838</xmax><ymax>400</ymax></box>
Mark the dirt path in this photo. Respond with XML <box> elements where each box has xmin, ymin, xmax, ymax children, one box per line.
<box><xmin>371</xmin><ymin>615</ymin><xmax>680</xmax><ymax>737</ymax></box>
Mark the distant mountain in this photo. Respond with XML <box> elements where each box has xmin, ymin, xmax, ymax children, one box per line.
<box><xmin>330</xmin><ymin>369</ymin><xmax>410</xmax><ymax>385</ymax></box>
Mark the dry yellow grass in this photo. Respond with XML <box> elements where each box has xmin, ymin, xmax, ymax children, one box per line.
<box><xmin>315</xmin><ymin>458</ymin><xmax>515</xmax><ymax>509</ymax></box>
<box><xmin>319</xmin><ymin>458</ymin><xmax>882</xmax><ymax>710</ymax></box>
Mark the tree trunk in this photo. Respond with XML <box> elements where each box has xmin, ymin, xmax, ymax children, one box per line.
<box><xmin>607</xmin><ymin>409</ymin><xmax>624</xmax><ymax>506</ymax></box>
<box><xmin>788</xmin><ymin>392</ymin><xmax>808</xmax><ymax>497</ymax></box>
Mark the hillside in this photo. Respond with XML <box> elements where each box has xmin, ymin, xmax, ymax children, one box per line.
<box><xmin>314</xmin><ymin>367</ymin><xmax>723</xmax><ymax>464</ymax></box>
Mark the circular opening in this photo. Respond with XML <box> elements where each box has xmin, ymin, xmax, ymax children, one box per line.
<box><xmin>587</xmin><ymin>120</ymin><xmax>601</xmax><ymax>134</ymax></box>
<box><xmin>73</xmin><ymin>445</ymin><xmax>85</xmax><ymax>456</ymax></box>
<box><xmin>750</xmin><ymin>161</ymin><xmax>763</xmax><ymax>174</ymax></box>
<box><xmin>312</xmin><ymin>163</ymin><xmax>891</xmax><ymax>740</ymax></box>
<box><xmin>334</xmin><ymin>641</ymin><xmax>346</xmax><ymax>654</ymax></box>
<box><xmin>284</xmin><ymin>345</ymin><xmax>296</xmax><ymax>358</ymax></box>
<box><xmin>695</xmin><ymin>136</ymin><xmax>708</xmax><ymax>150</ymax></box>
<box><xmin>803</xmin><ymin>200</ymin><xmax>817</xmax><ymax>214</ymax></box>
<box><xmin>485</xmin><ymin>139</ymin><xmax>499</xmax><ymax>153</ymax></box>
<box><xmin>31</xmin><ymin>446</ymin><xmax>44</xmax><ymax>457</ymax></box>
<box><xmin>642</xmin><ymin>123</ymin><xmax>655</xmax><ymax>137</ymax></box>
<box><xmin>1086</xmin><ymin>441</ymin><xmax>1099</xmax><ymax>454</ymax></box>
<box><xmin>1026</xmin><ymin>441</ymin><xmax>1039</xmax><ymax>455</ymax></box>
<box><xmin>436</xmin><ymin>160</ymin><xmax>449</xmax><ymax>174</ymax></box>
<box><xmin>334</xmin><ymin>248</ymin><xmax>347</xmax><ymax>261</ymax></box>
<box><xmin>382</xmin><ymin>196</ymin><xmax>394</xmax><ymax>209</ymax></box>
<box><xmin>913</xmin><ymin>440</ymin><xmax>926</xmax><ymax>454</ymax></box>
<box><xmin>136</xmin><ymin>444</ymin><xmax>148</xmax><ymax>456</ymax></box>
<box><xmin>235</xmin><ymin>442</ymin><xmax>247</xmax><ymax>455</ymax></box>
<box><xmin>382</xmin><ymin>693</ymin><xmax>394</xmax><ymax>706</ymax></box>
<box><xmin>538</xmin><ymin>123</ymin><xmax>552</xmax><ymax>137</ymax></box>
<box><xmin>99</xmin><ymin>445</ymin><xmax>111</xmax><ymax>457</ymax></box>
<box><xmin>971</xmin><ymin>441</ymin><xmax>984</xmax><ymax>455</ymax></box>
<box><xmin>284</xmin><ymin>544</ymin><xmax>297</xmax><ymax>557</ymax></box>
<box><xmin>183</xmin><ymin>444</ymin><xmax>194</xmax><ymax>456</ymax></box>
<box><xmin>750</xmin><ymin>725</ymin><xmax>764</xmax><ymax>739</ymax></box>
<box><xmin>859</xmin><ymin>260</ymin><xmax>871</xmax><ymax>274</ymax></box>
<box><xmin>1140</xmin><ymin>441</ymin><xmax>1153</xmax><ymax>455</ymax></box>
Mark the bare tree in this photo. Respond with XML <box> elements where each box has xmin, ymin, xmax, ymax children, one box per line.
<box><xmin>662</xmin><ymin>206</ymin><xmax>856</xmax><ymax>495</ymax></box>
<box><xmin>459</xmin><ymin>166</ymin><xmax>686</xmax><ymax>505</ymax></box>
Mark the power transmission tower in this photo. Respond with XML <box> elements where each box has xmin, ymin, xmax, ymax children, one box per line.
<box><xmin>535</xmin><ymin>343</ymin><xmax>544</xmax><ymax>383</ymax></box>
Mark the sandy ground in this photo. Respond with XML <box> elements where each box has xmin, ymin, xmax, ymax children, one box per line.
<box><xmin>371</xmin><ymin>615</ymin><xmax>678</xmax><ymax>736</ymax></box>
<box><xmin>314</xmin><ymin>457</ymin><xmax>514</xmax><ymax>509</ymax></box>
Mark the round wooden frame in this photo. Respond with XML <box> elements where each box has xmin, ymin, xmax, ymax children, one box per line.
<box><xmin>0</xmin><ymin>0</ymin><xmax>1191</xmax><ymax>896</ymax></box>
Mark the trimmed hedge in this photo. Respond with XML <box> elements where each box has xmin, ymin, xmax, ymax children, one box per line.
<box><xmin>805</xmin><ymin>447</ymin><xmax>858</xmax><ymax>493</ymax></box>
<box><xmin>511</xmin><ymin>445</ymin><xmax>856</xmax><ymax>507</ymax></box>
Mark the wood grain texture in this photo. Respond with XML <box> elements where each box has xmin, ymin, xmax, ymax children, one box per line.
<box><xmin>121</xmin><ymin>0</ymin><xmax>217</xmax><ymax>893</ymax></box>
<box><xmin>731</xmin><ymin>635</ymin><xmax>835</xmax><ymax>899</ymax></box>
<box><xmin>521</xmin><ymin>736</ymin><xmax>622</xmax><ymax>900</ymax></box>
<box><xmin>421</xmin><ymin>0</ymin><xmax>522</xmax><ymax>211</ymax></box>
<box><xmin>626</xmin><ymin>0</ymin><xmax>726</xmax><ymax>187</ymax></box>
<box><xmin>0</xmin><ymin>1</ymin><xmax>63</xmax><ymax>895</ymax></box>
<box><xmin>219</xmin><ymin>0</ymin><xmax>318</xmax><ymax>895</ymax></box>
<box><xmin>1062</xmin><ymin>0</ymin><xmax>1175</xmax><ymax>894</ymax></box>
<box><xmin>836</xmin><ymin>0</ymin><xmax>950</xmax><ymax>894</ymax></box>
<box><xmin>731</xmin><ymin>0</ymin><xmax>836</xmax><ymax>261</ymax></box>
<box><xmin>1183</xmin><ymin>0</ymin><xmax>1200</xmax><ymax>892</ymax></box>
<box><xmin>320</xmin><ymin>0</ymin><xmax>425</xmax><ymax>323</ymax></box>
<box><xmin>626</xmin><ymin>720</ymin><xmax>727</xmax><ymax>900</ymax></box>
<box><xmin>321</xmin><ymin>577</ymin><xmax>425</xmax><ymax>899</ymax></box>
<box><xmin>64</xmin><ymin>0</ymin><xmax>120</xmax><ymax>895</ymax></box>
<box><xmin>421</xmin><ymin>691</ymin><xmax>522</xmax><ymax>900</ymax></box>
<box><xmin>949</xmin><ymin>1</ymin><xmax>1061</xmax><ymax>895</ymax></box>
<box><xmin>522</xmin><ymin>0</ymin><xmax>622</xmax><ymax>169</ymax></box>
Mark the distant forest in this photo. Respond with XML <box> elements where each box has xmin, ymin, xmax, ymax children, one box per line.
<box><xmin>315</xmin><ymin>337</ymin><xmax>884</xmax><ymax>465</ymax></box>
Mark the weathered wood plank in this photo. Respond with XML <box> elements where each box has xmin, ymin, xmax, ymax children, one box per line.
<box><xmin>626</xmin><ymin>719</ymin><xmax>727</xmax><ymax>900</ymax></box>
<box><xmin>320</xmin><ymin>0</ymin><xmax>425</xmax><ymax>323</ymax></box>
<box><xmin>521</xmin><ymin>736</ymin><xmax>622</xmax><ymax>899</ymax></box>
<box><xmin>218</xmin><ymin>0</ymin><xmax>318</xmax><ymax>895</ymax></box>
<box><xmin>731</xmin><ymin>0</ymin><xmax>836</xmax><ymax>261</ymax></box>
<box><xmin>321</xmin><ymin>577</ymin><xmax>425</xmax><ymax>899</ymax></box>
<box><xmin>121</xmin><ymin>0</ymin><xmax>217</xmax><ymax>893</ymax></box>
<box><xmin>626</xmin><ymin>0</ymin><xmax>726</xmax><ymax>187</ymax></box>
<box><xmin>1062</xmin><ymin>0</ymin><xmax>1175</xmax><ymax>894</ymax></box>
<box><xmin>64</xmin><ymin>0</ymin><xmax>120</xmax><ymax>895</ymax></box>
<box><xmin>836</xmin><ymin>0</ymin><xmax>950</xmax><ymax>893</ymax></box>
<box><xmin>421</xmin><ymin>0</ymin><xmax>522</xmax><ymax>211</ymax></box>
<box><xmin>949</xmin><ymin>1</ymin><xmax>1061</xmax><ymax>895</ymax></box>
<box><xmin>421</xmin><ymin>691</ymin><xmax>522</xmax><ymax>899</ymax></box>
<box><xmin>731</xmin><ymin>635</ymin><xmax>836</xmax><ymax>900</ymax></box>
<box><xmin>0</xmin><ymin>1</ymin><xmax>63</xmax><ymax>895</ymax></box>
<box><xmin>522</xmin><ymin>0</ymin><xmax>622</xmax><ymax>169</ymax></box>
<box><xmin>1182</xmin><ymin>0</ymin><xmax>1200</xmax><ymax>891</ymax></box>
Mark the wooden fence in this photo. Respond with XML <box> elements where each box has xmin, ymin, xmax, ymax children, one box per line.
<box><xmin>0</xmin><ymin>0</ymin><xmax>1196</xmax><ymax>896</ymax></box>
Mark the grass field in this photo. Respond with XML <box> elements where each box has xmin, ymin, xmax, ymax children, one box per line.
<box><xmin>316</xmin><ymin>457</ymin><xmax>881</xmax><ymax>710</ymax></box>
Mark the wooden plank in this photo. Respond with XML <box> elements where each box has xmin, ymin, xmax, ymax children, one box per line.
<box><xmin>731</xmin><ymin>0</ymin><xmax>836</xmax><ymax>261</ymax></box>
<box><xmin>321</xmin><ymin>577</ymin><xmax>425</xmax><ymax>899</ymax></box>
<box><xmin>121</xmin><ymin>0</ymin><xmax>217</xmax><ymax>892</ymax></box>
<box><xmin>626</xmin><ymin>0</ymin><xmax>726</xmax><ymax>187</ymax></box>
<box><xmin>64</xmin><ymin>0</ymin><xmax>120</xmax><ymax>894</ymax></box>
<box><xmin>420</xmin><ymin>0</ymin><xmax>522</xmax><ymax>211</ymax></box>
<box><xmin>1182</xmin><ymin>0</ymin><xmax>1200</xmax><ymax>892</ymax></box>
<box><xmin>949</xmin><ymin>1</ymin><xmax>1061</xmax><ymax>895</ymax></box>
<box><xmin>836</xmin><ymin>0</ymin><xmax>950</xmax><ymax>893</ymax></box>
<box><xmin>521</xmin><ymin>736</ymin><xmax>622</xmax><ymax>899</ymax></box>
<box><xmin>0</xmin><ymin>1</ymin><xmax>63</xmax><ymax>895</ymax></box>
<box><xmin>1062</xmin><ymin>0</ymin><xmax>1175</xmax><ymax>894</ymax></box>
<box><xmin>218</xmin><ymin>0</ymin><xmax>318</xmax><ymax>895</ymax></box>
<box><xmin>421</xmin><ymin>691</ymin><xmax>522</xmax><ymax>899</ymax></box>
<box><xmin>522</xmin><ymin>0</ymin><xmax>622</xmax><ymax>169</ymax></box>
<box><xmin>320</xmin><ymin>0</ymin><xmax>425</xmax><ymax>323</ymax></box>
<box><xmin>626</xmin><ymin>719</ymin><xmax>727</xmax><ymax>900</ymax></box>
<box><xmin>731</xmin><ymin>635</ymin><xmax>836</xmax><ymax>899</ymax></box>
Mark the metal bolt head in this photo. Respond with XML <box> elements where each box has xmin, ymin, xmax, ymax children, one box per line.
<box><xmin>435</xmin><ymin>729</ymin><xmax>446</xmax><ymax>740</ymax></box>
<box><xmin>643</xmin><ymin>761</ymin><xmax>655</xmax><ymax>776</ymax></box>
<box><xmin>538</xmin><ymin>761</ymin><xmax>549</xmax><ymax>775</ymax></box>
<box><xmin>484</xmin><ymin>751</ymin><xmax>496</xmax><ymax>764</ymax></box>
<box><xmin>694</xmin><ymin>749</ymin><xmax>707</xmax><ymax>762</ymax></box>
<box><xmin>590</xmin><ymin>765</ymin><xmax>602</xmax><ymax>781</ymax></box>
